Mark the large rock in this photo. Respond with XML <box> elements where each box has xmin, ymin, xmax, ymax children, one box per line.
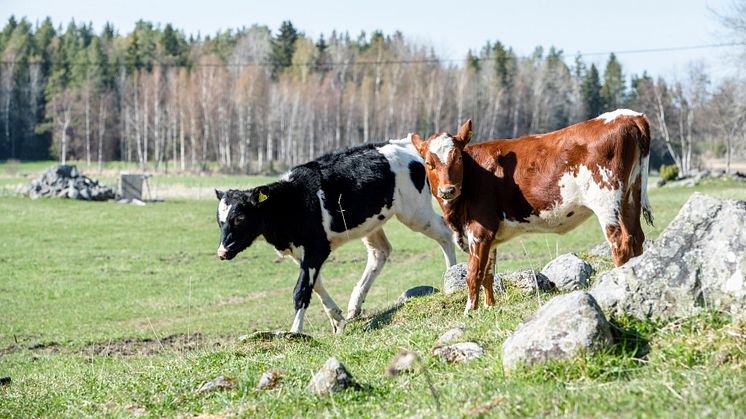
<box><xmin>502</xmin><ymin>291</ymin><xmax>612</xmax><ymax>372</ymax></box>
<box><xmin>591</xmin><ymin>193</ymin><xmax>746</xmax><ymax>320</ymax></box>
<box><xmin>541</xmin><ymin>253</ymin><xmax>593</xmax><ymax>291</ymax></box>
<box><xmin>443</xmin><ymin>263</ymin><xmax>505</xmax><ymax>294</ymax></box>
<box><xmin>500</xmin><ymin>269</ymin><xmax>554</xmax><ymax>293</ymax></box>
<box><xmin>306</xmin><ymin>357</ymin><xmax>355</xmax><ymax>395</ymax></box>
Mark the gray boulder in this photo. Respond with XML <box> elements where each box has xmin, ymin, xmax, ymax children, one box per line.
<box><xmin>500</xmin><ymin>269</ymin><xmax>554</xmax><ymax>293</ymax></box>
<box><xmin>396</xmin><ymin>285</ymin><xmax>438</xmax><ymax>305</ymax></box>
<box><xmin>443</xmin><ymin>263</ymin><xmax>505</xmax><ymax>294</ymax></box>
<box><xmin>591</xmin><ymin>193</ymin><xmax>746</xmax><ymax>320</ymax></box>
<box><xmin>306</xmin><ymin>357</ymin><xmax>355</xmax><ymax>395</ymax></box>
<box><xmin>502</xmin><ymin>291</ymin><xmax>612</xmax><ymax>372</ymax></box>
<box><xmin>541</xmin><ymin>253</ymin><xmax>593</xmax><ymax>291</ymax></box>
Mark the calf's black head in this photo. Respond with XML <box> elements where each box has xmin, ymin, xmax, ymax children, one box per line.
<box><xmin>215</xmin><ymin>187</ymin><xmax>268</xmax><ymax>260</ymax></box>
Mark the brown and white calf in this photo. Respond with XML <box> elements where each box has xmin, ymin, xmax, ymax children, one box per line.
<box><xmin>411</xmin><ymin>109</ymin><xmax>654</xmax><ymax>312</ymax></box>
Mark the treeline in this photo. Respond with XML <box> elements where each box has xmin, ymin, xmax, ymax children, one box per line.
<box><xmin>0</xmin><ymin>17</ymin><xmax>744</xmax><ymax>174</ymax></box>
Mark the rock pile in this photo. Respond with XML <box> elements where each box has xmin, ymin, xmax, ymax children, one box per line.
<box><xmin>657</xmin><ymin>168</ymin><xmax>746</xmax><ymax>188</ymax></box>
<box><xmin>26</xmin><ymin>165</ymin><xmax>114</xmax><ymax>201</ymax></box>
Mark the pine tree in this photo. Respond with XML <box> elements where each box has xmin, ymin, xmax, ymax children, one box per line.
<box><xmin>269</xmin><ymin>20</ymin><xmax>299</xmax><ymax>80</ymax></box>
<box><xmin>493</xmin><ymin>41</ymin><xmax>515</xmax><ymax>87</ymax></box>
<box><xmin>314</xmin><ymin>34</ymin><xmax>328</xmax><ymax>73</ymax></box>
<box><xmin>601</xmin><ymin>53</ymin><xmax>625</xmax><ymax>111</ymax></box>
<box><xmin>581</xmin><ymin>64</ymin><xmax>603</xmax><ymax>119</ymax></box>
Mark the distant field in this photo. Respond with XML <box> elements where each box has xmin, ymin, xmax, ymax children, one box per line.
<box><xmin>1</xmin><ymin>166</ymin><xmax>745</xmax><ymax>416</ymax></box>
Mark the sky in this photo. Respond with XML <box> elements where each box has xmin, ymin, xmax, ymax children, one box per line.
<box><xmin>2</xmin><ymin>0</ymin><xmax>742</xmax><ymax>81</ymax></box>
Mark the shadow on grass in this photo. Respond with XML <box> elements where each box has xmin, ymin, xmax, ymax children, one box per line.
<box><xmin>361</xmin><ymin>304</ymin><xmax>403</xmax><ymax>332</ymax></box>
<box><xmin>608</xmin><ymin>318</ymin><xmax>652</xmax><ymax>359</ymax></box>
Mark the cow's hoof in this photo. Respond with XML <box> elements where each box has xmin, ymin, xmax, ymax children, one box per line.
<box><xmin>346</xmin><ymin>308</ymin><xmax>361</xmax><ymax>320</ymax></box>
<box><xmin>332</xmin><ymin>319</ymin><xmax>347</xmax><ymax>335</ymax></box>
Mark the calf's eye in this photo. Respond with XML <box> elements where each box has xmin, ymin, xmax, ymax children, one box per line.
<box><xmin>233</xmin><ymin>215</ymin><xmax>245</xmax><ymax>225</ymax></box>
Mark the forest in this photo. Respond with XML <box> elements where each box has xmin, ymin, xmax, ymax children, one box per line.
<box><xmin>0</xmin><ymin>17</ymin><xmax>744</xmax><ymax>175</ymax></box>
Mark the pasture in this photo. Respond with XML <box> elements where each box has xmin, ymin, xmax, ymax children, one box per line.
<box><xmin>1</xmin><ymin>166</ymin><xmax>745</xmax><ymax>417</ymax></box>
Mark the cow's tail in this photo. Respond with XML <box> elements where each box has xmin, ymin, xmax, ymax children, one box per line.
<box><xmin>634</xmin><ymin>114</ymin><xmax>654</xmax><ymax>227</ymax></box>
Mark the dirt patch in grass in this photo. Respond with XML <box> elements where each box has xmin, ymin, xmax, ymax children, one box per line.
<box><xmin>1</xmin><ymin>334</ymin><xmax>233</xmax><ymax>357</ymax></box>
<box><xmin>1</xmin><ymin>340</ymin><xmax>60</xmax><ymax>356</ymax></box>
<box><xmin>79</xmin><ymin>333</ymin><xmax>226</xmax><ymax>356</ymax></box>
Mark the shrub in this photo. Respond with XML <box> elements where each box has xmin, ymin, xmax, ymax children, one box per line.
<box><xmin>660</xmin><ymin>164</ymin><xmax>679</xmax><ymax>182</ymax></box>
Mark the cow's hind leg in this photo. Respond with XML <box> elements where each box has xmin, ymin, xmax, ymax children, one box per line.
<box><xmin>601</xmin><ymin>200</ymin><xmax>642</xmax><ymax>267</ymax></box>
<box><xmin>347</xmin><ymin>229</ymin><xmax>392</xmax><ymax>320</ymax></box>
<box><xmin>618</xmin><ymin>186</ymin><xmax>645</xmax><ymax>261</ymax></box>
<box><xmin>397</xmin><ymin>207</ymin><xmax>457</xmax><ymax>268</ymax></box>
<box><xmin>313</xmin><ymin>275</ymin><xmax>346</xmax><ymax>334</ymax></box>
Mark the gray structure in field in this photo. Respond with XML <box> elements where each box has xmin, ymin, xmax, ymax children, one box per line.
<box><xmin>117</xmin><ymin>174</ymin><xmax>150</xmax><ymax>200</ymax></box>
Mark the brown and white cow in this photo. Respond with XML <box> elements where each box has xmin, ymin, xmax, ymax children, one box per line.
<box><xmin>410</xmin><ymin>109</ymin><xmax>654</xmax><ymax>312</ymax></box>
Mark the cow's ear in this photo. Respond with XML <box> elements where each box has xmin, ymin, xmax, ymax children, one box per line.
<box><xmin>215</xmin><ymin>189</ymin><xmax>225</xmax><ymax>200</ymax></box>
<box><xmin>249</xmin><ymin>186</ymin><xmax>270</xmax><ymax>206</ymax></box>
<box><xmin>455</xmin><ymin>119</ymin><xmax>473</xmax><ymax>146</ymax></box>
<box><xmin>409</xmin><ymin>133</ymin><xmax>428</xmax><ymax>157</ymax></box>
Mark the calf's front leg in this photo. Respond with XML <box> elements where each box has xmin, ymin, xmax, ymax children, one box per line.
<box><xmin>290</xmin><ymin>251</ymin><xmax>328</xmax><ymax>334</ymax></box>
<box><xmin>464</xmin><ymin>239</ymin><xmax>494</xmax><ymax>314</ymax></box>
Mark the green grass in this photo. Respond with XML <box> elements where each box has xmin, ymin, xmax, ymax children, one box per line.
<box><xmin>1</xmin><ymin>174</ymin><xmax>745</xmax><ymax>417</ymax></box>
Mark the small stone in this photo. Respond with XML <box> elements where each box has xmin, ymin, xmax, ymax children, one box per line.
<box><xmin>256</xmin><ymin>368</ymin><xmax>285</xmax><ymax>390</ymax></box>
<box><xmin>307</xmin><ymin>357</ymin><xmax>355</xmax><ymax>395</ymax></box>
<box><xmin>541</xmin><ymin>253</ymin><xmax>594</xmax><ymax>291</ymax></box>
<box><xmin>500</xmin><ymin>269</ymin><xmax>554</xmax><ymax>293</ymax></box>
<box><xmin>196</xmin><ymin>375</ymin><xmax>237</xmax><ymax>393</ymax></box>
<box><xmin>384</xmin><ymin>350</ymin><xmax>420</xmax><ymax>377</ymax></box>
<box><xmin>432</xmin><ymin>342</ymin><xmax>484</xmax><ymax>363</ymax></box>
<box><xmin>395</xmin><ymin>286</ymin><xmax>438</xmax><ymax>305</ymax></box>
<box><xmin>242</xmin><ymin>330</ymin><xmax>313</xmax><ymax>342</ymax></box>
<box><xmin>0</xmin><ymin>377</ymin><xmax>10</xmax><ymax>386</ymax></box>
<box><xmin>436</xmin><ymin>327</ymin><xmax>465</xmax><ymax>346</ymax></box>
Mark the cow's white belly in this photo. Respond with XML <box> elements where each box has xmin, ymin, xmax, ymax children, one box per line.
<box><xmin>494</xmin><ymin>204</ymin><xmax>593</xmax><ymax>243</ymax></box>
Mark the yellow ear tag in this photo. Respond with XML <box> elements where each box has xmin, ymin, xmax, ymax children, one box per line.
<box><xmin>258</xmin><ymin>191</ymin><xmax>268</xmax><ymax>203</ymax></box>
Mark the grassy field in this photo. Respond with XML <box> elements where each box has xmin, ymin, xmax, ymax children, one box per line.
<box><xmin>1</xmin><ymin>164</ymin><xmax>745</xmax><ymax>417</ymax></box>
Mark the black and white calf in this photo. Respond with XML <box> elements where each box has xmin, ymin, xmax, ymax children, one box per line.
<box><xmin>215</xmin><ymin>138</ymin><xmax>457</xmax><ymax>334</ymax></box>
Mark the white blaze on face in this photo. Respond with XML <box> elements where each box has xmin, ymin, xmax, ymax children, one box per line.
<box><xmin>218</xmin><ymin>199</ymin><xmax>232</xmax><ymax>223</ymax></box>
<box><xmin>429</xmin><ymin>134</ymin><xmax>455</xmax><ymax>163</ymax></box>
<box><xmin>596</xmin><ymin>109</ymin><xmax>642</xmax><ymax>124</ymax></box>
